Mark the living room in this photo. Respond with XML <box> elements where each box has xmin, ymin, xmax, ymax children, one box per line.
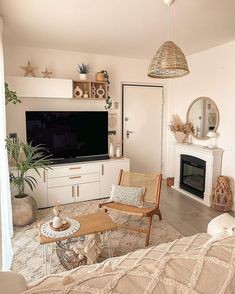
<box><xmin>1</xmin><ymin>0</ymin><xmax>235</xmax><ymax>293</ymax></box>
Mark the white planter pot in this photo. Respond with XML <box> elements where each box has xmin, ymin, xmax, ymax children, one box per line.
<box><xmin>79</xmin><ymin>74</ymin><xmax>87</xmax><ymax>81</ymax></box>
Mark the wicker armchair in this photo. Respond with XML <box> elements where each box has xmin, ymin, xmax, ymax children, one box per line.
<box><xmin>99</xmin><ymin>169</ymin><xmax>162</xmax><ymax>246</ymax></box>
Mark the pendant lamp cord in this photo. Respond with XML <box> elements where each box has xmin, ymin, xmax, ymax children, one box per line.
<box><xmin>168</xmin><ymin>4</ymin><xmax>171</xmax><ymax>41</ymax></box>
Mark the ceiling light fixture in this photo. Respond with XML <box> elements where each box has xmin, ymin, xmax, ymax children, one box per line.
<box><xmin>148</xmin><ymin>0</ymin><xmax>189</xmax><ymax>79</ymax></box>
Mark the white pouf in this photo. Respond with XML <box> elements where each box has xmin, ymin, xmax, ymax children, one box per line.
<box><xmin>207</xmin><ymin>213</ymin><xmax>235</xmax><ymax>236</ymax></box>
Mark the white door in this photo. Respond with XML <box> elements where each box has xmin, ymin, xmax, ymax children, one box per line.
<box><xmin>123</xmin><ymin>85</ymin><xmax>163</xmax><ymax>173</ymax></box>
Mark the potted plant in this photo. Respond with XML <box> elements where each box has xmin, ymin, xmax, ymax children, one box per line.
<box><xmin>77</xmin><ymin>63</ymin><xmax>90</xmax><ymax>81</ymax></box>
<box><xmin>95</xmin><ymin>71</ymin><xmax>105</xmax><ymax>82</ymax></box>
<box><xmin>99</xmin><ymin>70</ymin><xmax>112</xmax><ymax>110</ymax></box>
<box><xmin>6</xmin><ymin>138</ymin><xmax>52</xmax><ymax>226</ymax></box>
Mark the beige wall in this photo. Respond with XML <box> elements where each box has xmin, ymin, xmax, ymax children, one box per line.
<box><xmin>166</xmin><ymin>40</ymin><xmax>235</xmax><ymax>202</ymax></box>
<box><xmin>6</xmin><ymin>41</ymin><xmax>235</xmax><ymax>192</ymax></box>
<box><xmin>4</xmin><ymin>45</ymin><xmax>167</xmax><ymax>158</ymax></box>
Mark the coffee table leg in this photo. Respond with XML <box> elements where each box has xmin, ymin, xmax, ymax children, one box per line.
<box><xmin>110</xmin><ymin>231</ymin><xmax>113</xmax><ymax>257</ymax></box>
<box><xmin>41</xmin><ymin>244</ymin><xmax>49</xmax><ymax>275</ymax></box>
<box><xmin>106</xmin><ymin>231</ymin><xmax>113</xmax><ymax>258</ymax></box>
<box><xmin>49</xmin><ymin>243</ymin><xmax>53</xmax><ymax>274</ymax></box>
<box><xmin>42</xmin><ymin>244</ymin><xmax>45</xmax><ymax>263</ymax></box>
<box><xmin>45</xmin><ymin>245</ymin><xmax>48</xmax><ymax>275</ymax></box>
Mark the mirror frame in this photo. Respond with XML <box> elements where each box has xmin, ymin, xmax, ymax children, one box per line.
<box><xmin>186</xmin><ymin>97</ymin><xmax>220</xmax><ymax>140</ymax></box>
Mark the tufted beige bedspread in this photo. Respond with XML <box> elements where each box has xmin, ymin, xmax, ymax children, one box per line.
<box><xmin>22</xmin><ymin>233</ymin><xmax>235</xmax><ymax>294</ymax></box>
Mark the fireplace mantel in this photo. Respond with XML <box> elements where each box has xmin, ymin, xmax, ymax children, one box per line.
<box><xmin>173</xmin><ymin>143</ymin><xmax>224</xmax><ymax>206</ymax></box>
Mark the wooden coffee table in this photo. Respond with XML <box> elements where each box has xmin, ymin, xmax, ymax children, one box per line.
<box><xmin>38</xmin><ymin>211</ymin><xmax>116</xmax><ymax>274</ymax></box>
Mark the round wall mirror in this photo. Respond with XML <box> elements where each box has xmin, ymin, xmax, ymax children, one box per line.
<box><xmin>186</xmin><ymin>97</ymin><xmax>219</xmax><ymax>140</ymax></box>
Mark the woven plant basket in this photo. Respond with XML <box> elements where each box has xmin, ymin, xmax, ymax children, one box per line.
<box><xmin>56</xmin><ymin>238</ymin><xmax>87</xmax><ymax>270</ymax></box>
<box><xmin>167</xmin><ymin>177</ymin><xmax>174</xmax><ymax>187</ymax></box>
<box><xmin>148</xmin><ymin>41</ymin><xmax>189</xmax><ymax>79</ymax></box>
<box><xmin>211</xmin><ymin>176</ymin><xmax>233</xmax><ymax>212</ymax></box>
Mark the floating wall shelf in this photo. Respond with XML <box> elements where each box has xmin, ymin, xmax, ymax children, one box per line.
<box><xmin>6</xmin><ymin>76</ymin><xmax>73</xmax><ymax>99</ymax></box>
<box><xmin>6</xmin><ymin>76</ymin><xmax>108</xmax><ymax>100</ymax></box>
<box><xmin>73</xmin><ymin>80</ymin><xmax>108</xmax><ymax>100</ymax></box>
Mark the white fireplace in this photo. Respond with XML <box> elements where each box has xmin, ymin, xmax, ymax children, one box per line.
<box><xmin>173</xmin><ymin>143</ymin><xmax>223</xmax><ymax>206</ymax></box>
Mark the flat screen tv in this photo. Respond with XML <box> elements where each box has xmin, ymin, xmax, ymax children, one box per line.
<box><xmin>25</xmin><ymin>111</ymin><xmax>109</xmax><ymax>164</ymax></box>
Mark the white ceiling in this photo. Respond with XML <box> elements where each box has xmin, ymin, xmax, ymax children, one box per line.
<box><xmin>0</xmin><ymin>0</ymin><xmax>235</xmax><ymax>59</ymax></box>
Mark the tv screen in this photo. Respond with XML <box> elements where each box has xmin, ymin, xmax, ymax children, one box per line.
<box><xmin>25</xmin><ymin>111</ymin><xmax>109</xmax><ymax>163</ymax></box>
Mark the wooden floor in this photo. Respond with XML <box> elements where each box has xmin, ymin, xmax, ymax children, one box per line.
<box><xmin>160</xmin><ymin>181</ymin><xmax>233</xmax><ymax>236</ymax></box>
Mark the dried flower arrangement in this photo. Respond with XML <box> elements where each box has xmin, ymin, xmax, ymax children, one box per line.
<box><xmin>169</xmin><ymin>114</ymin><xmax>194</xmax><ymax>134</ymax></box>
<box><xmin>169</xmin><ymin>114</ymin><xmax>194</xmax><ymax>143</ymax></box>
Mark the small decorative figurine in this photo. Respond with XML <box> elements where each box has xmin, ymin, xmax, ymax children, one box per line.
<box><xmin>41</xmin><ymin>68</ymin><xmax>53</xmax><ymax>78</ymax></box>
<box><xmin>20</xmin><ymin>61</ymin><xmax>38</xmax><ymax>77</ymax></box>
<box><xmin>83</xmin><ymin>91</ymin><xmax>89</xmax><ymax>98</ymax></box>
<box><xmin>96</xmin><ymin>85</ymin><xmax>105</xmax><ymax>99</ymax></box>
<box><xmin>74</xmin><ymin>86</ymin><xmax>83</xmax><ymax>98</ymax></box>
<box><xmin>91</xmin><ymin>84</ymin><xmax>96</xmax><ymax>98</ymax></box>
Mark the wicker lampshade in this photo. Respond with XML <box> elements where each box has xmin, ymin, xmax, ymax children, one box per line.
<box><xmin>148</xmin><ymin>41</ymin><xmax>189</xmax><ymax>79</ymax></box>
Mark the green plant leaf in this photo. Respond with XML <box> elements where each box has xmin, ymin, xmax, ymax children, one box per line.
<box><xmin>5</xmin><ymin>82</ymin><xmax>21</xmax><ymax>104</ymax></box>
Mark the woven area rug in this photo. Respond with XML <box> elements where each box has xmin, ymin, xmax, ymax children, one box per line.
<box><xmin>11</xmin><ymin>199</ymin><xmax>182</xmax><ymax>283</ymax></box>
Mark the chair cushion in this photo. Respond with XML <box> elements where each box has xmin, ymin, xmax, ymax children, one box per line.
<box><xmin>110</xmin><ymin>185</ymin><xmax>145</xmax><ymax>207</ymax></box>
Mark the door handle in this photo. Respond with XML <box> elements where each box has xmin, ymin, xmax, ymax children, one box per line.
<box><xmin>72</xmin><ymin>185</ymin><xmax>75</xmax><ymax>197</ymax></box>
<box><xmin>69</xmin><ymin>176</ymin><xmax>81</xmax><ymax>179</ymax></box>
<box><xmin>77</xmin><ymin>185</ymin><xmax>79</xmax><ymax>197</ymax></box>
<box><xmin>126</xmin><ymin>130</ymin><xmax>134</xmax><ymax>138</ymax></box>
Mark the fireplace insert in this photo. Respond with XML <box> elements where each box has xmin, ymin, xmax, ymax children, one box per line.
<box><xmin>180</xmin><ymin>154</ymin><xmax>206</xmax><ymax>198</ymax></box>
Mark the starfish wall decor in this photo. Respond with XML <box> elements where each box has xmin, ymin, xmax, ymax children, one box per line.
<box><xmin>41</xmin><ymin>68</ymin><xmax>53</xmax><ymax>78</ymax></box>
<box><xmin>20</xmin><ymin>61</ymin><xmax>38</xmax><ymax>77</ymax></box>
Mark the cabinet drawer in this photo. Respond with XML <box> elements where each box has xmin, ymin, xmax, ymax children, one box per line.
<box><xmin>48</xmin><ymin>173</ymin><xmax>99</xmax><ymax>188</ymax></box>
<box><xmin>48</xmin><ymin>164</ymin><xmax>100</xmax><ymax>178</ymax></box>
<box><xmin>48</xmin><ymin>185</ymin><xmax>74</xmax><ymax>206</ymax></box>
<box><xmin>76</xmin><ymin>182</ymin><xmax>100</xmax><ymax>202</ymax></box>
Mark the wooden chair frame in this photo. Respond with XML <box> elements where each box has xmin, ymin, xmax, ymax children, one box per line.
<box><xmin>99</xmin><ymin>169</ymin><xmax>162</xmax><ymax>246</ymax></box>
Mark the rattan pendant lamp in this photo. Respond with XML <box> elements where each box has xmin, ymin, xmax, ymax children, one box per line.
<box><xmin>148</xmin><ymin>0</ymin><xmax>189</xmax><ymax>79</ymax></box>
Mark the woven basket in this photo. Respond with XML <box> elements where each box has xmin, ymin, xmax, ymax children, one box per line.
<box><xmin>167</xmin><ymin>177</ymin><xmax>174</xmax><ymax>187</ymax></box>
<box><xmin>56</xmin><ymin>238</ymin><xmax>87</xmax><ymax>270</ymax></box>
<box><xmin>211</xmin><ymin>176</ymin><xmax>233</xmax><ymax>212</ymax></box>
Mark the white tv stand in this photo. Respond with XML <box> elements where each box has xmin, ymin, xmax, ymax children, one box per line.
<box><xmin>18</xmin><ymin>157</ymin><xmax>130</xmax><ymax>208</ymax></box>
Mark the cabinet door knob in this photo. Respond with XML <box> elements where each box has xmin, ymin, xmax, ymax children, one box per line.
<box><xmin>43</xmin><ymin>170</ymin><xmax>46</xmax><ymax>182</ymax></box>
<box><xmin>102</xmin><ymin>164</ymin><xmax>104</xmax><ymax>176</ymax></box>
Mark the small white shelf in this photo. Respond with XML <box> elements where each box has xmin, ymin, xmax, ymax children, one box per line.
<box><xmin>6</xmin><ymin>76</ymin><xmax>73</xmax><ymax>99</ymax></box>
